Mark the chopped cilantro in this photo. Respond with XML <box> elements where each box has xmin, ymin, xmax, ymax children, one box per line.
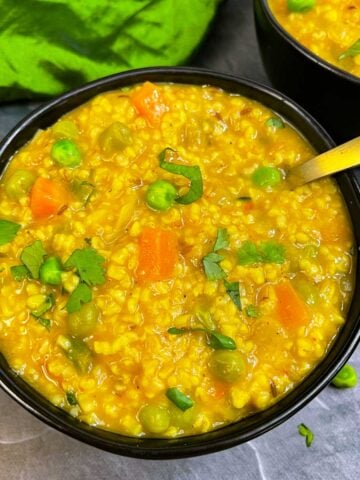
<box><xmin>20</xmin><ymin>240</ymin><xmax>46</xmax><ymax>279</ymax></box>
<box><xmin>298</xmin><ymin>423</ymin><xmax>314</xmax><ymax>448</ymax></box>
<box><xmin>213</xmin><ymin>228</ymin><xmax>229</xmax><ymax>252</ymax></box>
<box><xmin>167</xmin><ymin>326</ymin><xmax>236</xmax><ymax>350</ymax></box>
<box><xmin>66</xmin><ymin>282</ymin><xmax>92</xmax><ymax>313</ymax></box>
<box><xmin>224</xmin><ymin>280</ymin><xmax>242</xmax><ymax>310</ymax></box>
<box><xmin>64</xmin><ymin>247</ymin><xmax>105</xmax><ymax>286</ymax></box>
<box><xmin>238</xmin><ymin>241</ymin><xmax>263</xmax><ymax>265</ymax></box>
<box><xmin>339</xmin><ymin>38</ymin><xmax>360</xmax><ymax>60</ymax></box>
<box><xmin>10</xmin><ymin>265</ymin><xmax>31</xmax><ymax>281</ymax></box>
<box><xmin>202</xmin><ymin>252</ymin><xmax>226</xmax><ymax>280</ymax></box>
<box><xmin>31</xmin><ymin>314</ymin><xmax>51</xmax><ymax>330</ymax></box>
<box><xmin>238</xmin><ymin>240</ymin><xmax>285</xmax><ymax>265</ymax></box>
<box><xmin>66</xmin><ymin>391</ymin><xmax>78</xmax><ymax>406</ymax></box>
<box><xmin>0</xmin><ymin>219</ymin><xmax>21</xmax><ymax>246</ymax></box>
<box><xmin>246</xmin><ymin>304</ymin><xmax>260</xmax><ymax>318</ymax></box>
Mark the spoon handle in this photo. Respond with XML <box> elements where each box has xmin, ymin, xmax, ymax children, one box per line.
<box><xmin>287</xmin><ymin>136</ymin><xmax>360</xmax><ymax>187</ymax></box>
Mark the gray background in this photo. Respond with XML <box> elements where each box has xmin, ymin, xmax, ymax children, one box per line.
<box><xmin>0</xmin><ymin>1</ymin><xmax>359</xmax><ymax>478</ymax></box>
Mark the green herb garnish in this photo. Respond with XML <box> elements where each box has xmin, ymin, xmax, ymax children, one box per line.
<box><xmin>66</xmin><ymin>391</ymin><xmax>78</xmax><ymax>406</ymax></box>
<box><xmin>246</xmin><ymin>304</ymin><xmax>260</xmax><ymax>318</ymax></box>
<box><xmin>10</xmin><ymin>265</ymin><xmax>31</xmax><ymax>281</ymax></box>
<box><xmin>168</xmin><ymin>326</ymin><xmax>236</xmax><ymax>350</ymax></box>
<box><xmin>298</xmin><ymin>423</ymin><xmax>314</xmax><ymax>447</ymax></box>
<box><xmin>166</xmin><ymin>387</ymin><xmax>194</xmax><ymax>411</ymax></box>
<box><xmin>0</xmin><ymin>219</ymin><xmax>21</xmax><ymax>246</ymax></box>
<box><xmin>66</xmin><ymin>282</ymin><xmax>92</xmax><ymax>314</ymax></box>
<box><xmin>202</xmin><ymin>252</ymin><xmax>226</xmax><ymax>280</ymax></box>
<box><xmin>339</xmin><ymin>38</ymin><xmax>360</xmax><ymax>61</ymax></box>
<box><xmin>32</xmin><ymin>315</ymin><xmax>51</xmax><ymax>329</ymax></box>
<box><xmin>64</xmin><ymin>247</ymin><xmax>106</xmax><ymax>286</ymax></box>
<box><xmin>224</xmin><ymin>280</ymin><xmax>241</xmax><ymax>311</ymax></box>
<box><xmin>159</xmin><ymin>148</ymin><xmax>203</xmax><ymax>204</ymax></box>
<box><xmin>238</xmin><ymin>240</ymin><xmax>285</xmax><ymax>265</ymax></box>
<box><xmin>20</xmin><ymin>240</ymin><xmax>47</xmax><ymax>279</ymax></box>
<box><xmin>213</xmin><ymin>228</ymin><xmax>229</xmax><ymax>252</ymax></box>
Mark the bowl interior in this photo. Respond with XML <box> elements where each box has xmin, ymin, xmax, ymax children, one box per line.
<box><xmin>0</xmin><ymin>67</ymin><xmax>359</xmax><ymax>459</ymax></box>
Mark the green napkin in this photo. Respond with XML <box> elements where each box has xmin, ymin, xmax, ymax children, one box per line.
<box><xmin>0</xmin><ymin>0</ymin><xmax>221</xmax><ymax>101</ymax></box>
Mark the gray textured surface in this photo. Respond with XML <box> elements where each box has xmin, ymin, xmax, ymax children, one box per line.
<box><xmin>0</xmin><ymin>0</ymin><xmax>359</xmax><ymax>479</ymax></box>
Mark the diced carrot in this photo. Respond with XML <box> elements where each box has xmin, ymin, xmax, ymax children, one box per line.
<box><xmin>131</xmin><ymin>81</ymin><xmax>166</xmax><ymax>125</ymax></box>
<box><xmin>243</xmin><ymin>201</ymin><xmax>254</xmax><ymax>213</ymax></box>
<box><xmin>274</xmin><ymin>280</ymin><xmax>310</xmax><ymax>329</ymax></box>
<box><xmin>136</xmin><ymin>227</ymin><xmax>178</xmax><ymax>283</ymax></box>
<box><xmin>29</xmin><ymin>177</ymin><xmax>68</xmax><ymax>219</ymax></box>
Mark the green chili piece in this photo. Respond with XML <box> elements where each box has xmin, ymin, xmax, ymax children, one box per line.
<box><xmin>331</xmin><ymin>364</ymin><xmax>358</xmax><ymax>388</ymax></box>
<box><xmin>287</xmin><ymin>0</ymin><xmax>315</xmax><ymax>12</ymax></box>
<box><xmin>159</xmin><ymin>148</ymin><xmax>203</xmax><ymax>204</ymax></box>
<box><xmin>166</xmin><ymin>387</ymin><xmax>194</xmax><ymax>411</ymax></box>
<box><xmin>39</xmin><ymin>256</ymin><xmax>63</xmax><ymax>285</ymax></box>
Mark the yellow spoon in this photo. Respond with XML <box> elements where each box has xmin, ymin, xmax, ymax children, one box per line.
<box><xmin>287</xmin><ymin>136</ymin><xmax>360</xmax><ymax>188</ymax></box>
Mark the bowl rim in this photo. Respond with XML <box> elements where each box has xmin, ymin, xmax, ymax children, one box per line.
<box><xmin>0</xmin><ymin>66</ymin><xmax>359</xmax><ymax>459</ymax></box>
<box><xmin>256</xmin><ymin>0</ymin><xmax>360</xmax><ymax>85</ymax></box>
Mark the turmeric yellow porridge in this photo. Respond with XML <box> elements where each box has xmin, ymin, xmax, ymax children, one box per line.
<box><xmin>0</xmin><ymin>82</ymin><xmax>354</xmax><ymax>437</ymax></box>
<box><xmin>268</xmin><ymin>0</ymin><xmax>360</xmax><ymax>78</ymax></box>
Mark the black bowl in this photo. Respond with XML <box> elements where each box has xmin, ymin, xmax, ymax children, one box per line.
<box><xmin>0</xmin><ymin>67</ymin><xmax>359</xmax><ymax>459</ymax></box>
<box><xmin>254</xmin><ymin>0</ymin><xmax>360</xmax><ymax>144</ymax></box>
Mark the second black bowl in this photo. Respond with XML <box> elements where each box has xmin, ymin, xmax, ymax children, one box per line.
<box><xmin>254</xmin><ymin>0</ymin><xmax>360</xmax><ymax>144</ymax></box>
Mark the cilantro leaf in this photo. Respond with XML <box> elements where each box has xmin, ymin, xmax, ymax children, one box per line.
<box><xmin>31</xmin><ymin>293</ymin><xmax>55</xmax><ymax>318</ymax></box>
<box><xmin>0</xmin><ymin>219</ymin><xmax>21</xmax><ymax>246</ymax></box>
<box><xmin>339</xmin><ymin>38</ymin><xmax>360</xmax><ymax>60</ymax></box>
<box><xmin>20</xmin><ymin>240</ymin><xmax>46</xmax><ymax>279</ymax></box>
<box><xmin>238</xmin><ymin>240</ymin><xmax>285</xmax><ymax>265</ymax></box>
<box><xmin>31</xmin><ymin>315</ymin><xmax>51</xmax><ymax>330</ymax></box>
<box><xmin>64</xmin><ymin>247</ymin><xmax>105</xmax><ymax>286</ymax></box>
<box><xmin>246</xmin><ymin>304</ymin><xmax>260</xmax><ymax>318</ymax></box>
<box><xmin>168</xmin><ymin>327</ymin><xmax>188</xmax><ymax>335</ymax></box>
<box><xmin>202</xmin><ymin>252</ymin><xmax>226</xmax><ymax>280</ymax></box>
<box><xmin>213</xmin><ymin>228</ymin><xmax>229</xmax><ymax>252</ymax></box>
<box><xmin>66</xmin><ymin>391</ymin><xmax>78</xmax><ymax>406</ymax></box>
<box><xmin>206</xmin><ymin>331</ymin><xmax>236</xmax><ymax>350</ymax></box>
<box><xmin>259</xmin><ymin>241</ymin><xmax>285</xmax><ymax>264</ymax></box>
<box><xmin>298</xmin><ymin>423</ymin><xmax>314</xmax><ymax>448</ymax></box>
<box><xmin>238</xmin><ymin>241</ymin><xmax>263</xmax><ymax>265</ymax></box>
<box><xmin>66</xmin><ymin>283</ymin><xmax>92</xmax><ymax>313</ymax></box>
<box><xmin>10</xmin><ymin>265</ymin><xmax>31</xmax><ymax>281</ymax></box>
<box><xmin>224</xmin><ymin>280</ymin><xmax>242</xmax><ymax>310</ymax></box>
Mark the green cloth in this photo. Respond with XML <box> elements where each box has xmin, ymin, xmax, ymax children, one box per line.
<box><xmin>0</xmin><ymin>0</ymin><xmax>221</xmax><ymax>101</ymax></box>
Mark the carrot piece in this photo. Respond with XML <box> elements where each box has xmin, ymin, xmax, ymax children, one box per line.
<box><xmin>29</xmin><ymin>177</ymin><xmax>68</xmax><ymax>219</ymax></box>
<box><xmin>131</xmin><ymin>81</ymin><xmax>166</xmax><ymax>125</ymax></box>
<box><xmin>275</xmin><ymin>280</ymin><xmax>310</xmax><ymax>329</ymax></box>
<box><xmin>136</xmin><ymin>227</ymin><xmax>178</xmax><ymax>283</ymax></box>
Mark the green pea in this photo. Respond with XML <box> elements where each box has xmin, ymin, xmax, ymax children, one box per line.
<box><xmin>67</xmin><ymin>338</ymin><xmax>92</xmax><ymax>374</ymax></box>
<box><xmin>4</xmin><ymin>169</ymin><xmax>36</xmax><ymax>200</ymax></box>
<box><xmin>51</xmin><ymin>139</ymin><xmax>82</xmax><ymax>168</ymax></box>
<box><xmin>331</xmin><ymin>364</ymin><xmax>358</xmax><ymax>388</ymax></box>
<box><xmin>209</xmin><ymin>350</ymin><xmax>245</xmax><ymax>383</ymax></box>
<box><xmin>39</xmin><ymin>256</ymin><xmax>63</xmax><ymax>285</ymax></box>
<box><xmin>265</xmin><ymin>117</ymin><xmax>285</xmax><ymax>129</ymax></box>
<box><xmin>287</xmin><ymin>0</ymin><xmax>315</xmax><ymax>12</ymax></box>
<box><xmin>67</xmin><ymin>301</ymin><xmax>99</xmax><ymax>338</ymax></box>
<box><xmin>139</xmin><ymin>404</ymin><xmax>171</xmax><ymax>434</ymax></box>
<box><xmin>98</xmin><ymin>122</ymin><xmax>132</xmax><ymax>155</ymax></box>
<box><xmin>146</xmin><ymin>179</ymin><xmax>178</xmax><ymax>211</ymax></box>
<box><xmin>252</xmin><ymin>166</ymin><xmax>282</xmax><ymax>188</ymax></box>
<box><xmin>52</xmin><ymin>119</ymin><xmax>79</xmax><ymax>139</ymax></box>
